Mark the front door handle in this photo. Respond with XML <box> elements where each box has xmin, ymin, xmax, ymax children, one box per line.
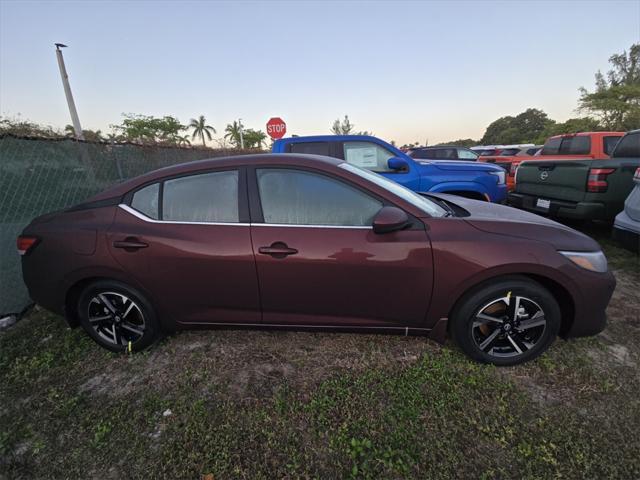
<box><xmin>258</xmin><ymin>242</ymin><xmax>298</xmax><ymax>258</ymax></box>
<box><xmin>113</xmin><ymin>237</ymin><xmax>148</xmax><ymax>251</ymax></box>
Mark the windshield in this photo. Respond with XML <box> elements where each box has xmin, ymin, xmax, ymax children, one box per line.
<box><xmin>339</xmin><ymin>163</ymin><xmax>447</xmax><ymax>217</ymax></box>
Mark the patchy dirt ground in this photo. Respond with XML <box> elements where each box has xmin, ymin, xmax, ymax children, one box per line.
<box><xmin>1</xmin><ymin>230</ymin><xmax>638</xmax><ymax>479</ymax></box>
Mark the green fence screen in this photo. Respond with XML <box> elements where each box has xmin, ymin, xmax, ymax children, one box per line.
<box><xmin>0</xmin><ymin>135</ymin><xmax>257</xmax><ymax>317</ymax></box>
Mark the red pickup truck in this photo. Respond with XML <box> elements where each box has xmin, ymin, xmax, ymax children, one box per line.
<box><xmin>480</xmin><ymin>132</ymin><xmax>624</xmax><ymax>191</ymax></box>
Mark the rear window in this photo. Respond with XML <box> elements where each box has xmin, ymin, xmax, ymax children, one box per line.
<box><xmin>289</xmin><ymin>142</ymin><xmax>330</xmax><ymax>156</ymax></box>
<box><xmin>542</xmin><ymin>136</ymin><xmax>590</xmax><ymax>155</ymax></box>
<box><xmin>499</xmin><ymin>148</ymin><xmax>520</xmax><ymax>156</ymax></box>
<box><xmin>603</xmin><ymin>136</ymin><xmax>621</xmax><ymax>156</ymax></box>
<box><xmin>612</xmin><ymin>133</ymin><xmax>640</xmax><ymax>158</ymax></box>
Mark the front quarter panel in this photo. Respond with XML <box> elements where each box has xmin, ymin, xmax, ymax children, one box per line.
<box><xmin>423</xmin><ymin>218</ymin><xmax>614</xmax><ymax>336</ymax></box>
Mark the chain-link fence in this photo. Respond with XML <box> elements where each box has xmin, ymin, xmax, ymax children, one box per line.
<box><xmin>0</xmin><ymin>134</ymin><xmax>259</xmax><ymax>317</ymax></box>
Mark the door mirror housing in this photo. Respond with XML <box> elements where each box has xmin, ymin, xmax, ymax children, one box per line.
<box><xmin>372</xmin><ymin>206</ymin><xmax>410</xmax><ymax>234</ymax></box>
<box><xmin>387</xmin><ymin>157</ymin><xmax>409</xmax><ymax>171</ymax></box>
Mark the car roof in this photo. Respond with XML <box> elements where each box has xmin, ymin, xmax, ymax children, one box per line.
<box><xmin>410</xmin><ymin>145</ymin><xmax>467</xmax><ymax>150</ymax></box>
<box><xmin>87</xmin><ymin>153</ymin><xmax>343</xmax><ymax>202</ymax></box>
<box><xmin>277</xmin><ymin>135</ymin><xmax>379</xmax><ymax>142</ymax></box>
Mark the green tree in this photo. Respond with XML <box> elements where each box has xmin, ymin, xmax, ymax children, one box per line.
<box><xmin>176</xmin><ymin>135</ymin><xmax>192</xmax><ymax>147</ymax></box>
<box><xmin>331</xmin><ymin>115</ymin><xmax>355</xmax><ymax>135</ymax></box>
<box><xmin>189</xmin><ymin>115</ymin><xmax>216</xmax><ymax>147</ymax></box>
<box><xmin>224</xmin><ymin>121</ymin><xmax>243</xmax><ymax>148</ymax></box>
<box><xmin>534</xmin><ymin>117</ymin><xmax>602</xmax><ymax>144</ymax></box>
<box><xmin>243</xmin><ymin>129</ymin><xmax>267</xmax><ymax>149</ymax></box>
<box><xmin>480</xmin><ymin>108</ymin><xmax>553</xmax><ymax>144</ymax></box>
<box><xmin>579</xmin><ymin>43</ymin><xmax>640</xmax><ymax>130</ymax></box>
<box><xmin>435</xmin><ymin>138</ymin><xmax>478</xmax><ymax>147</ymax></box>
<box><xmin>111</xmin><ymin>114</ymin><xmax>186</xmax><ymax>144</ymax></box>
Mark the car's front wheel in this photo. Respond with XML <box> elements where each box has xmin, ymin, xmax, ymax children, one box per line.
<box><xmin>450</xmin><ymin>277</ymin><xmax>561</xmax><ymax>366</ymax></box>
<box><xmin>78</xmin><ymin>280</ymin><xmax>160</xmax><ymax>352</ymax></box>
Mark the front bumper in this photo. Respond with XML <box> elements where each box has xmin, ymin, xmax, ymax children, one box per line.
<box><xmin>564</xmin><ymin>268</ymin><xmax>616</xmax><ymax>338</ymax></box>
<box><xmin>508</xmin><ymin>193</ymin><xmax>607</xmax><ymax>220</ymax></box>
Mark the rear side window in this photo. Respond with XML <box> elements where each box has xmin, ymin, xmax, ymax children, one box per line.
<box><xmin>457</xmin><ymin>149</ymin><xmax>478</xmax><ymax>160</ymax></box>
<box><xmin>131</xmin><ymin>183</ymin><xmax>160</xmax><ymax>220</ymax></box>
<box><xmin>603</xmin><ymin>136</ymin><xmax>621</xmax><ymax>156</ymax></box>
<box><xmin>343</xmin><ymin>142</ymin><xmax>395</xmax><ymax>172</ymax></box>
<box><xmin>257</xmin><ymin>169</ymin><xmax>382</xmax><ymax>226</ymax></box>
<box><xmin>163</xmin><ymin>171</ymin><xmax>239</xmax><ymax>223</ymax></box>
<box><xmin>289</xmin><ymin>142</ymin><xmax>330</xmax><ymax>156</ymax></box>
<box><xmin>612</xmin><ymin>133</ymin><xmax>640</xmax><ymax>158</ymax></box>
<box><xmin>559</xmin><ymin>136</ymin><xmax>590</xmax><ymax>155</ymax></box>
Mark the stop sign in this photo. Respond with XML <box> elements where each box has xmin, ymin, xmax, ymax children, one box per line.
<box><xmin>266</xmin><ymin>117</ymin><xmax>287</xmax><ymax>139</ymax></box>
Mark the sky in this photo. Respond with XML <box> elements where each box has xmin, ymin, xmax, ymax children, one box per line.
<box><xmin>1</xmin><ymin>0</ymin><xmax>639</xmax><ymax>145</ymax></box>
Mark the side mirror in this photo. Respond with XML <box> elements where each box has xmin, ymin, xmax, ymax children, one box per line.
<box><xmin>387</xmin><ymin>157</ymin><xmax>409</xmax><ymax>171</ymax></box>
<box><xmin>372</xmin><ymin>206</ymin><xmax>410</xmax><ymax>234</ymax></box>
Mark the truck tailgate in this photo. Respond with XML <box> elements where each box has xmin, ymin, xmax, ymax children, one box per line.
<box><xmin>515</xmin><ymin>160</ymin><xmax>590</xmax><ymax>202</ymax></box>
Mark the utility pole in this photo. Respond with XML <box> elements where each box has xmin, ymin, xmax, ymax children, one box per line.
<box><xmin>238</xmin><ymin>118</ymin><xmax>244</xmax><ymax>149</ymax></box>
<box><xmin>55</xmin><ymin>43</ymin><xmax>84</xmax><ymax>140</ymax></box>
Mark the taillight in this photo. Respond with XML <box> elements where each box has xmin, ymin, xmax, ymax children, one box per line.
<box><xmin>510</xmin><ymin>162</ymin><xmax>519</xmax><ymax>177</ymax></box>
<box><xmin>587</xmin><ymin>168</ymin><xmax>616</xmax><ymax>193</ymax></box>
<box><xmin>634</xmin><ymin>167</ymin><xmax>640</xmax><ymax>181</ymax></box>
<box><xmin>17</xmin><ymin>236</ymin><xmax>39</xmax><ymax>256</ymax></box>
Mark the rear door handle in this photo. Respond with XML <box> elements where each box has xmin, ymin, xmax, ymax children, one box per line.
<box><xmin>113</xmin><ymin>238</ymin><xmax>148</xmax><ymax>250</ymax></box>
<box><xmin>258</xmin><ymin>242</ymin><xmax>298</xmax><ymax>257</ymax></box>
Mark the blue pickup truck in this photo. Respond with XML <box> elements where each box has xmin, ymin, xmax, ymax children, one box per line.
<box><xmin>272</xmin><ymin>135</ymin><xmax>507</xmax><ymax>203</ymax></box>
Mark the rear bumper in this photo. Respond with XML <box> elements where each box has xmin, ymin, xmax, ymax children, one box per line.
<box><xmin>508</xmin><ymin>193</ymin><xmax>607</xmax><ymax>220</ymax></box>
<box><xmin>613</xmin><ymin>211</ymin><xmax>640</xmax><ymax>252</ymax></box>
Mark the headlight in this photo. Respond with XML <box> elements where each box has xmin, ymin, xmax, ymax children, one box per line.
<box><xmin>559</xmin><ymin>250</ymin><xmax>608</xmax><ymax>272</ymax></box>
<box><xmin>489</xmin><ymin>170</ymin><xmax>506</xmax><ymax>185</ymax></box>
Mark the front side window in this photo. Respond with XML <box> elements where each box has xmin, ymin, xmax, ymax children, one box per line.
<box><xmin>257</xmin><ymin>168</ymin><xmax>383</xmax><ymax>226</ymax></box>
<box><xmin>343</xmin><ymin>142</ymin><xmax>395</xmax><ymax>172</ymax></box>
<box><xmin>163</xmin><ymin>171</ymin><xmax>239</xmax><ymax>222</ymax></box>
<box><xmin>612</xmin><ymin>133</ymin><xmax>640</xmax><ymax>158</ymax></box>
<box><xmin>131</xmin><ymin>183</ymin><xmax>160</xmax><ymax>219</ymax></box>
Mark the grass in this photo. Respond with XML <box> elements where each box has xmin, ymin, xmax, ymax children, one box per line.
<box><xmin>1</xmin><ymin>234</ymin><xmax>639</xmax><ymax>479</ymax></box>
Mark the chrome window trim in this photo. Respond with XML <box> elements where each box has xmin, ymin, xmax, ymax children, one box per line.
<box><xmin>119</xmin><ymin>204</ymin><xmax>372</xmax><ymax>229</ymax></box>
<box><xmin>251</xmin><ymin>223</ymin><xmax>372</xmax><ymax>230</ymax></box>
<box><xmin>119</xmin><ymin>204</ymin><xmax>249</xmax><ymax>226</ymax></box>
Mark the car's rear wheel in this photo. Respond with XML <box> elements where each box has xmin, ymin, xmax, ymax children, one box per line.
<box><xmin>78</xmin><ymin>280</ymin><xmax>159</xmax><ymax>352</ymax></box>
<box><xmin>450</xmin><ymin>277</ymin><xmax>561</xmax><ymax>366</ymax></box>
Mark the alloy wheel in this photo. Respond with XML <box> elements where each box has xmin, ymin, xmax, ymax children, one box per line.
<box><xmin>471</xmin><ymin>294</ymin><xmax>547</xmax><ymax>359</ymax></box>
<box><xmin>87</xmin><ymin>291</ymin><xmax>146</xmax><ymax>347</ymax></box>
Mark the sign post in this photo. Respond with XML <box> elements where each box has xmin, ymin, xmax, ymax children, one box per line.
<box><xmin>266</xmin><ymin>117</ymin><xmax>287</xmax><ymax>140</ymax></box>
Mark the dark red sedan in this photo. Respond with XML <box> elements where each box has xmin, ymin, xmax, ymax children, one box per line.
<box><xmin>18</xmin><ymin>154</ymin><xmax>615</xmax><ymax>365</ymax></box>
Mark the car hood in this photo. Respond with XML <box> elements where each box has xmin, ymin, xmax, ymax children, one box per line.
<box><xmin>416</xmin><ymin>160</ymin><xmax>502</xmax><ymax>172</ymax></box>
<box><xmin>431</xmin><ymin>193</ymin><xmax>601</xmax><ymax>251</ymax></box>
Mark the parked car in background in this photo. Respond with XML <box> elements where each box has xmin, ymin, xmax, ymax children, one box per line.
<box><xmin>406</xmin><ymin>146</ymin><xmax>479</xmax><ymax>161</ymax></box>
<box><xmin>613</xmin><ymin>166</ymin><xmax>640</xmax><ymax>252</ymax></box>
<box><xmin>508</xmin><ymin>130</ymin><xmax>640</xmax><ymax>221</ymax></box>
<box><xmin>505</xmin><ymin>132</ymin><xmax>625</xmax><ymax>191</ymax></box>
<box><xmin>273</xmin><ymin>135</ymin><xmax>507</xmax><ymax>202</ymax></box>
<box><xmin>479</xmin><ymin>145</ymin><xmax>542</xmax><ymax>191</ymax></box>
<box><xmin>471</xmin><ymin>145</ymin><xmax>504</xmax><ymax>156</ymax></box>
<box><xmin>19</xmin><ymin>153</ymin><xmax>616</xmax><ymax>365</ymax></box>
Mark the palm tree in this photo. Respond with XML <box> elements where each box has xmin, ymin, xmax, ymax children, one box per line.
<box><xmin>224</xmin><ymin>121</ymin><xmax>243</xmax><ymax>148</ymax></box>
<box><xmin>177</xmin><ymin>135</ymin><xmax>191</xmax><ymax>147</ymax></box>
<box><xmin>189</xmin><ymin>115</ymin><xmax>216</xmax><ymax>147</ymax></box>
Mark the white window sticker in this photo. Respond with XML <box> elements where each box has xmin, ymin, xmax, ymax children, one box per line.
<box><xmin>345</xmin><ymin>146</ymin><xmax>379</xmax><ymax>168</ymax></box>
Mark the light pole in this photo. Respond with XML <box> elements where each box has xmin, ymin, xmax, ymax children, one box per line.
<box><xmin>238</xmin><ymin>118</ymin><xmax>244</xmax><ymax>149</ymax></box>
<box><xmin>55</xmin><ymin>43</ymin><xmax>84</xmax><ymax>140</ymax></box>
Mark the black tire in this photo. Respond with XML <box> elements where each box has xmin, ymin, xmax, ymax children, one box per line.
<box><xmin>450</xmin><ymin>276</ymin><xmax>561</xmax><ymax>366</ymax></box>
<box><xmin>77</xmin><ymin>280</ymin><xmax>160</xmax><ymax>353</ymax></box>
